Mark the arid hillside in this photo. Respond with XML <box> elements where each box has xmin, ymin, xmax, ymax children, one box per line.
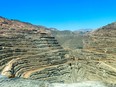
<box><xmin>0</xmin><ymin>17</ymin><xmax>116</xmax><ymax>85</ymax></box>
<box><xmin>0</xmin><ymin>17</ymin><xmax>68</xmax><ymax>82</ymax></box>
<box><xmin>0</xmin><ymin>16</ymin><xmax>87</xmax><ymax>50</ymax></box>
<box><xmin>68</xmin><ymin>22</ymin><xmax>116</xmax><ymax>84</ymax></box>
<box><xmin>0</xmin><ymin>16</ymin><xmax>46</xmax><ymax>30</ymax></box>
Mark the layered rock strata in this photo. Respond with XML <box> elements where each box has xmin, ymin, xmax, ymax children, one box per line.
<box><xmin>73</xmin><ymin>24</ymin><xmax>116</xmax><ymax>83</ymax></box>
<box><xmin>0</xmin><ymin>28</ymin><xmax>68</xmax><ymax>81</ymax></box>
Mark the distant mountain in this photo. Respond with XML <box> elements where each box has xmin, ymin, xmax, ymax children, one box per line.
<box><xmin>74</xmin><ymin>28</ymin><xmax>93</xmax><ymax>32</ymax></box>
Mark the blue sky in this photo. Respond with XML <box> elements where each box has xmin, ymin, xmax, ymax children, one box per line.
<box><xmin>0</xmin><ymin>0</ymin><xmax>116</xmax><ymax>30</ymax></box>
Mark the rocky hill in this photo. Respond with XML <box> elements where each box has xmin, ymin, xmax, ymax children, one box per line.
<box><xmin>0</xmin><ymin>17</ymin><xmax>69</xmax><ymax>82</ymax></box>
<box><xmin>0</xmin><ymin>16</ymin><xmax>88</xmax><ymax>50</ymax></box>
<box><xmin>0</xmin><ymin>16</ymin><xmax>47</xmax><ymax>30</ymax></box>
<box><xmin>69</xmin><ymin>22</ymin><xmax>116</xmax><ymax>83</ymax></box>
<box><xmin>84</xmin><ymin>22</ymin><xmax>116</xmax><ymax>54</ymax></box>
<box><xmin>0</xmin><ymin>16</ymin><xmax>116</xmax><ymax>85</ymax></box>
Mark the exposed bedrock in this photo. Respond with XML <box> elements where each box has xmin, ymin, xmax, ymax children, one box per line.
<box><xmin>0</xmin><ymin>29</ymin><xmax>68</xmax><ymax>81</ymax></box>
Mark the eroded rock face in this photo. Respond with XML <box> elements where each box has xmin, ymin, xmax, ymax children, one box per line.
<box><xmin>0</xmin><ymin>28</ymin><xmax>68</xmax><ymax>81</ymax></box>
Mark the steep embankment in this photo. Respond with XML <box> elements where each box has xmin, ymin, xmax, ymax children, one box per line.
<box><xmin>0</xmin><ymin>17</ymin><xmax>69</xmax><ymax>82</ymax></box>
